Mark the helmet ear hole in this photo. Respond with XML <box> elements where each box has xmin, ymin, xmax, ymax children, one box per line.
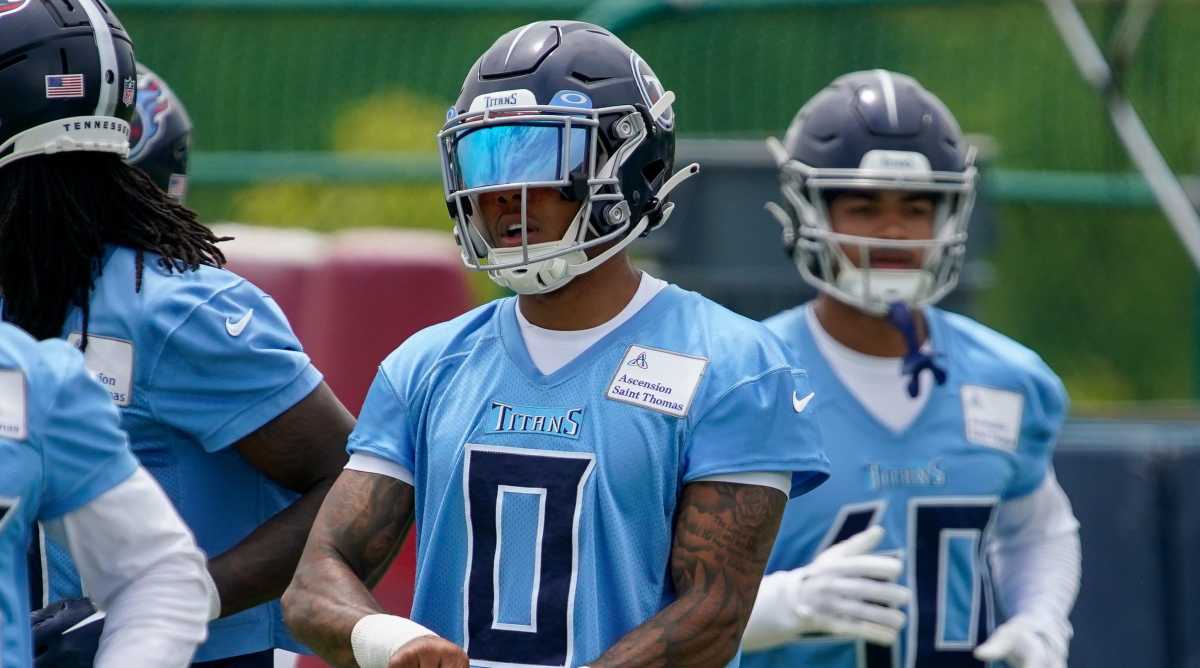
<box><xmin>641</xmin><ymin>158</ymin><xmax>665</xmax><ymax>187</ymax></box>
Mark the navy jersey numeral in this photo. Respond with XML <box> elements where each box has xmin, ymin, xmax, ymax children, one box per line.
<box><xmin>463</xmin><ymin>445</ymin><xmax>595</xmax><ymax>668</ymax></box>
<box><xmin>824</xmin><ymin>498</ymin><xmax>997</xmax><ymax>668</ymax></box>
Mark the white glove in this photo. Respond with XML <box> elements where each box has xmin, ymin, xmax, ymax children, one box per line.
<box><xmin>974</xmin><ymin>615</ymin><xmax>1067</xmax><ymax>668</ymax></box>
<box><xmin>742</xmin><ymin>525</ymin><xmax>912</xmax><ymax>651</ymax></box>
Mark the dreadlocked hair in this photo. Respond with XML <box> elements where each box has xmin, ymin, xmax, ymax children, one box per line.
<box><xmin>0</xmin><ymin>152</ymin><xmax>229</xmax><ymax>344</ymax></box>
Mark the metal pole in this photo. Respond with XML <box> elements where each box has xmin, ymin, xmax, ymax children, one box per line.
<box><xmin>1043</xmin><ymin>0</ymin><xmax>1200</xmax><ymax>271</ymax></box>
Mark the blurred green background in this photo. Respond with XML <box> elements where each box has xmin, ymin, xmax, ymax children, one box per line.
<box><xmin>111</xmin><ymin>0</ymin><xmax>1198</xmax><ymax>405</ymax></box>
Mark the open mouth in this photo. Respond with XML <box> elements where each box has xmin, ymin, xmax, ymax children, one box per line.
<box><xmin>867</xmin><ymin>249</ymin><xmax>920</xmax><ymax>270</ymax></box>
<box><xmin>495</xmin><ymin>216</ymin><xmax>545</xmax><ymax>248</ymax></box>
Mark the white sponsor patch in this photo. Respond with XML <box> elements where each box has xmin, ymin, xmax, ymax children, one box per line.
<box><xmin>961</xmin><ymin>384</ymin><xmax>1023</xmax><ymax>452</ymax></box>
<box><xmin>468</xmin><ymin>88</ymin><xmax>538</xmax><ymax>113</ymax></box>
<box><xmin>607</xmin><ymin>345</ymin><xmax>708</xmax><ymax>418</ymax></box>
<box><xmin>67</xmin><ymin>333</ymin><xmax>134</xmax><ymax>407</ymax></box>
<box><xmin>0</xmin><ymin>368</ymin><xmax>28</xmax><ymax>440</ymax></box>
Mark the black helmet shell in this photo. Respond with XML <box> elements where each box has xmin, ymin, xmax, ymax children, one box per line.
<box><xmin>0</xmin><ymin>0</ymin><xmax>137</xmax><ymax>168</ymax></box>
<box><xmin>128</xmin><ymin>63</ymin><xmax>192</xmax><ymax>200</ymax></box>
<box><xmin>450</xmin><ymin>21</ymin><xmax>676</xmax><ymax>236</ymax></box>
<box><xmin>784</xmin><ymin>70</ymin><xmax>968</xmax><ymax>174</ymax></box>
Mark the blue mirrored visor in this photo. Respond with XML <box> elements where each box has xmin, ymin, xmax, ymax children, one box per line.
<box><xmin>454</xmin><ymin>122</ymin><xmax>588</xmax><ymax>190</ymax></box>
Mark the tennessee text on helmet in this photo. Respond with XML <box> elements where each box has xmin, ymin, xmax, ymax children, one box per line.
<box><xmin>764</xmin><ymin>69</ymin><xmax>977</xmax><ymax>315</ymax></box>
<box><xmin>128</xmin><ymin>63</ymin><xmax>193</xmax><ymax>201</ymax></box>
<box><xmin>0</xmin><ymin>0</ymin><xmax>138</xmax><ymax>170</ymax></box>
<box><xmin>438</xmin><ymin>21</ymin><xmax>699</xmax><ymax>295</ymax></box>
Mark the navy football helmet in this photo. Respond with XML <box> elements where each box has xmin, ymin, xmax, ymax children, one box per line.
<box><xmin>766</xmin><ymin>70</ymin><xmax>977</xmax><ymax>315</ymax></box>
<box><xmin>128</xmin><ymin>63</ymin><xmax>192</xmax><ymax>201</ymax></box>
<box><xmin>438</xmin><ymin>20</ymin><xmax>699</xmax><ymax>294</ymax></box>
<box><xmin>31</xmin><ymin>598</ymin><xmax>104</xmax><ymax>668</ymax></box>
<box><xmin>0</xmin><ymin>0</ymin><xmax>137</xmax><ymax>170</ymax></box>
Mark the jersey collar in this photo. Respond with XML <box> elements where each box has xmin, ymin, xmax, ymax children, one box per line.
<box><xmin>497</xmin><ymin>284</ymin><xmax>682</xmax><ymax>386</ymax></box>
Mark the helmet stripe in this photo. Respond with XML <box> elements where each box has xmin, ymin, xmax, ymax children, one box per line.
<box><xmin>875</xmin><ymin>69</ymin><xmax>899</xmax><ymax>129</ymax></box>
<box><xmin>503</xmin><ymin>22</ymin><xmax>538</xmax><ymax>68</ymax></box>
<box><xmin>78</xmin><ymin>0</ymin><xmax>119</xmax><ymax>117</ymax></box>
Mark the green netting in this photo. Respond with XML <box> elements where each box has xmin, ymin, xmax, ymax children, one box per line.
<box><xmin>109</xmin><ymin>0</ymin><xmax>1198</xmax><ymax>402</ymax></box>
<box><xmin>114</xmin><ymin>0</ymin><xmax>1199</xmax><ymax>170</ymax></box>
<box><xmin>120</xmin><ymin>9</ymin><xmax>547</xmax><ymax>151</ymax></box>
<box><xmin>618</xmin><ymin>1</ymin><xmax>1197</xmax><ymax>171</ymax></box>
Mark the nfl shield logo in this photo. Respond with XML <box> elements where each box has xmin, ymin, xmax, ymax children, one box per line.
<box><xmin>0</xmin><ymin>0</ymin><xmax>30</xmax><ymax>17</ymax></box>
<box><xmin>122</xmin><ymin>77</ymin><xmax>136</xmax><ymax>106</ymax></box>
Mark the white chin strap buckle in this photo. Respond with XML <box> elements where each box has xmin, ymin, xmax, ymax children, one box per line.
<box><xmin>836</xmin><ymin>266</ymin><xmax>933</xmax><ymax>314</ymax></box>
<box><xmin>491</xmin><ymin>253</ymin><xmax>580</xmax><ymax>295</ymax></box>
<box><xmin>483</xmin><ymin>162</ymin><xmax>701</xmax><ymax>296</ymax></box>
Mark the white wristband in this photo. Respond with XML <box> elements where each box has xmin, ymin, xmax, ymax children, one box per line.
<box><xmin>351</xmin><ymin>613</ymin><xmax>438</xmax><ymax>668</ymax></box>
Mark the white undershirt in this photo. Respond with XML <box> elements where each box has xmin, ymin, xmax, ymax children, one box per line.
<box><xmin>348</xmin><ymin>272</ymin><xmax>791</xmax><ymax>496</ymax></box>
<box><xmin>515</xmin><ymin>272</ymin><xmax>668</xmax><ymax>376</ymax></box>
<box><xmin>46</xmin><ymin>467</ymin><xmax>216</xmax><ymax>668</ymax></box>
<box><xmin>806</xmin><ymin>304</ymin><xmax>931</xmax><ymax>433</ymax></box>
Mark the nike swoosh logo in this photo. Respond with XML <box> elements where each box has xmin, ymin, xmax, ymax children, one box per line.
<box><xmin>792</xmin><ymin>391</ymin><xmax>815</xmax><ymax>413</ymax></box>
<box><xmin>64</xmin><ymin>610</ymin><xmax>106</xmax><ymax>635</ymax></box>
<box><xmin>225</xmin><ymin>309</ymin><xmax>254</xmax><ymax>337</ymax></box>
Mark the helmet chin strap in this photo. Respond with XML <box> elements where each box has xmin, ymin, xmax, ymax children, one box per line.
<box><xmin>884</xmin><ymin>301</ymin><xmax>946</xmax><ymax>398</ymax></box>
<box><xmin>488</xmin><ymin>248</ymin><xmax>588</xmax><ymax>294</ymax></box>
<box><xmin>835</xmin><ymin>264</ymin><xmax>934</xmax><ymax>316</ymax></box>
<box><xmin>486</xmin><ymin>212</ymin><xmax>589</xmax><ymax>295</ymax></box>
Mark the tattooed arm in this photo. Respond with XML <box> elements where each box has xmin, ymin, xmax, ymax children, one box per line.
<box><xmin>588</xmin><ymin>481</ymin><xmax>787</xmax><ymax>667</ymax></box>
<box><xmin>281</xmin><ymin>469</ymin><xmax>416</xmax><ymax>667</ymax></box>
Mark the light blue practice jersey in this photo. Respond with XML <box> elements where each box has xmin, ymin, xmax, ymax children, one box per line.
<box><xmin>744</xmin><ymin>304</ymin><xmax>1068</xmax><ymax>668</ymax></box>
<box><xmin>0</xmin><ymin>322</ymin><xmax>139</xmax><ymax>668</ymax></box>
<box><xmin>19</xmin><ymin>245</ymin><xmax>323</xmax><ymax>661</ymax></box>
<box><xmin>348</xmin><ymin>286</ymin><xmax>830</xmax><ymax>668</ymax></box>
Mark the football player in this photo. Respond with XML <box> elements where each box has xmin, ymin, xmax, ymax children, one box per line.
<box><xmin>741</xmin><ymin>70</ymin><xmax>1082</xmax><ymax>668</ymax></box>
<box><xmin>24</xmin><ymin>57</ymin><xmax>194</xmax><ymax>625</ymax></box>
<box><xmin>1</xmin><ymin>321</ymin><xmax>213</xmax><ymax>667</ymax></box>
<box><xmin>0</xmin><ymin>3</ymin><xmax>355</xmax><ymax>667</ymax></box>
<box><xmin>284</xmin><ymin>21</ymin><xmax>830</xmax><ymax>668</ymax></box>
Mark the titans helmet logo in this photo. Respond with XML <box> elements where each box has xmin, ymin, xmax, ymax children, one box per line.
<box><xmin>128</xmin><ymin>73</ymin><xmax>171</xmax><ymax>162</ymax></box>
<box><xmin>0</xmin><ymin>0</ymin><xmax>29</xmax><ymax>17</ymax></box>
<box><xmin>630</xmin><ymin>53</ymin><xmax>673</xmax><ymax>131</ymax></box>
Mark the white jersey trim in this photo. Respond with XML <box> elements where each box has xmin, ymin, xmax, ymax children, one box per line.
<box><xmin>346</xmin><ymin>452</ymin><xmax>415</xmax><ymax>486</ymax></box>
<box><xmin>694</xmin><ymin>471</ymin><xmax>791</xmax><ymax>496</ymax></box>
